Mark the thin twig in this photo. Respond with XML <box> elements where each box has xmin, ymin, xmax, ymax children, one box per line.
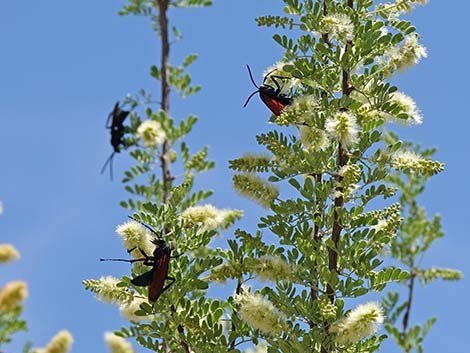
<box><xmin>402</xmin><ymin>267</ymin><xmax>416</xmax><ymax>340</ymax></box>
<box><xmin>230</xmin><ymin>279</ymin><xmax>243</xmax><ymax>350</ymax></box>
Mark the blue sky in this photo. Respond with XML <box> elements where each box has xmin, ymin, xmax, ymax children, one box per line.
<box><xmin>0</xmin><ymin>1</ymin><xmax>468</xmax><ymax>352</ymax></box>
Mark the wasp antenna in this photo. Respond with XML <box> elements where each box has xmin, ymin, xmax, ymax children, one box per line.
<box><xmin>105</xmin><ymin>113</ymin><xmax>113</xmax><ymax>128</ymax></box>
<box><xmin>100</xmin><ymin>258</ymin><xmax>133</xmax><ymax>262</ymax></box>
<box><xmin>128</xmin><ymin>216</ymin><xmax>161</xmax><ymax>238</ymax></box>
<box><xmin>243</xmin><ymin>90</ymin><xmax>259</xmax><ymax>108</ymax></box>
<box><xmin>262</xmin><ymin>68</ymin><xmax>279</xmax><ymax>84</ymax></box>
<box><xmin>100</xmin><ymin>152</ymin><xmax>115</xmax><ymax>180</ymax></box>
<box><xmin>246</xmin><ymin>65</ymin><xmax>259</xmax><ymax>89</ymax></box>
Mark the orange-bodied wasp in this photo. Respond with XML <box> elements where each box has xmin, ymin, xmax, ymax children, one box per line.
<box><xmin>243</xmin><ymin>64</ymin><xmax>292</xmax><ymax>116</ymax></box>
<box><xmin>100</xmin><ymin>217</ymin><xmax>178</xmax><ymax>303</ymax></box>
<box><xmin>100</xmin><ymin>101</ymin><xmax>130</xmax><ymax>180</ymax></box>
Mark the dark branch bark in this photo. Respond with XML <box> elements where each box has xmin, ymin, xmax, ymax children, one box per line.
<box><xmin>327</xmin><ymin>0</ymin><xmax>353</xmax><ymax>304</ymax></box>
<box><xmin>402</xmin><ymin>268</ymin><xmax>416</xmax><ymax>339</ymax></box>
<box><xmin>157</xmin><ymin>3</ymin><xmax>188</xmax><ymax>353</ymax></box>
<box><xmin>230</xmin><ymin>279</ymin><xmax>243</xmax><ymax>350</ymax></box>
<box><xmin>312</xmin><ymin>0</ymin><xmax>329</xmax><ymax>307</ymax></box>
<box><xmin>158</xmin><ymin>0</ymin><xmax>173</xmax><ymax>204</ymax></box>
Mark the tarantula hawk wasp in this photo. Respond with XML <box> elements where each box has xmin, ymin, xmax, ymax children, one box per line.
<box><xmin>243</xmin><ymin>64</ymin><xmax>293</xmax><ymax>116</ymax></box>
<box><xmin>100</xmin><ymin>216</ymin><xmax>180</xmax><ymax>303</ymax></box>
<box><xmin>100</xmin><ymin>101</ymin><xmax>130</xmax><ymax>180</ymax></box>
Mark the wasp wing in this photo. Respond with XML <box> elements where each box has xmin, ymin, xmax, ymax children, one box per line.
<box><xmin>131</xmin><ymin>269</ymin><xmax>154</xmax><ymax>287</ymax></box>
<box><xmin>260</xmin><ymin>94</ymin><xmax>289</xmax><ymax>116</ymax></box>
<box><xmin>112</xmin><ymin>109</ymin><xmax>130</xmax><ymax>127</ymax></box>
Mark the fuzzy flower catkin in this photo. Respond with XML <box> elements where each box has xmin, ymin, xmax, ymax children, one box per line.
<box><xmin>338</xmin><ymin>164</ymin><xmax>362</xmax><ymax>197</ymax></box>
<box><xmin>278</xmin><ymin>95</ymin><xmax>318</xmax><ymax>126</ymax></box>
<box><xmin>339</xmin><ymin>164</ymin><xmax>361</xmax><ymax>185</ymax></box>
<box><xmin>0</xmin><ymin>281</ymin><xmax>28</xmax><ymax>312</ymax></box>
<box><xmin>116</xmin><ymin>220</ymin><xmax>154</xmax><ymax>258</ymax></box>
<box><xmin>105</xmin><ymin>332</ymin><xmax>136</xmax><ymax>353</ymax></box>
<box><xmin>233</xmin><ymin>173</ymin><xmax>279</xmax><ymax>208</ymax></box>
<box><xmin>234</xmin><ymin>291</ymin><xmax>286</xmax><ymax>335</ymax></box>
<box><xmin>35</xmin><ymin>330</ymin><xmax>73</xmax><ymax>353</ymax></box>
<box><xmin>389</xmin><ymin>92</ymin><xmax>423</xmax><ymax>125</ymax></box>
<box><xmin>137</xmin><ymin>120</ymin><xmax>166</xmax><ymax>147</ymax></box>
<box><xmin>181</xmin><ymin>204</ymin><xmax>243</xmax><ymax>231</ymax></box>
<box><xmin>0</xmin><ymin>243</ymin><xmax>20</xmax><ymax>263</ymax></box>
<box><xmin>325</xmin><ymin>112</ymin><xmax>359</xmax><ymax>147</ymax></box>
<box><xmin>209</xmin><ymin>262</ymin><xmax>242</xmax><ymax>283</ymax></box>
<box><xmin>119</xmin><ymin>297</ymin><xmax>152</xmax><ymax>322</ymax></box>
<box><xmin>372</xmin><ymin>219</ymin><xmax>389</xmax><ymax>233</ymax></box>
<box><xmin>394</xmin><ymin>0</ymin><xmax>429</xmax><ymax>13</ymax></box>
<box><xmin>391</xmin><ymin>150</ymin><xmax>422</xmax><ymax>171</ymax></box>
<box><xmin>318</xmin><ymin>13</ymin><xmax>354</xmax><ymax>41</ymax></box>
<box><xmin>385</xmin><ymin>33</ymin><xmax>427</xmax><ymax>73</ymax></box>
<box><xmin>253</xmin><ymin>256</ymin><xmax>293</xmax><ymax>281</ymax></box>
<box><xmin>88</xmin><ymin>276</ymin><xmax>132</xmax><ymax>304</ymax></box>
<box><xmin>330</xmin><ymin>302</ymin><xmax>384</xmax><ymax>344</ymax></box>
<box><xmin>300</xmin><ymin>126</ymin><xmax>329</xmax><ymax>152</ymax></box>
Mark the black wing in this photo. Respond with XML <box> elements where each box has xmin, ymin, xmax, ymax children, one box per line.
<box><xmin>112</xmin><ymin>109</ymin><xmax>130</xmax><ymax>128</ymax></box>
<box><xmin>131</xmin><ymin>269</ymin><xmax>154</xmax><ymax>287</ymax></box>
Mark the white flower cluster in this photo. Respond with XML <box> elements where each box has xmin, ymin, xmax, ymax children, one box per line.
<box><xmin>325</xmin><ymin>112</ymin><xmax>359</xmax><ymax>147</ymax></box>
<box><xmin>391</xmin><ymin>150</ymin><xmax>422</xmax><ymax>170</ymax></box>
<box><xmin>91</xmin><ymin>276</ymin><xmax>131</xmax><ymax>304</ymax></box>
<box><xmin>137</xmin><ymin>120</ymin><xmax>166</xmax><ymax>147</ymax></box>
<box><xmin>105</xmin><ymin>332</ymin><xmax>136</xmax><ymax>353</ymax></box>
<box><xmin>330</xmin><ymin>302</ymin><xmax>384</xmax><ymax>344</ymax></box>
<box><xmin>234</xmin><ymin>290</ymin><xmax>286</xmax><ymax>335</ymax></box>
<box><xmin>385</xmin><ymin>33</ymin><xmax>427</xmax><ymax>73</ymax></box>
<box><xmin>354</xmin><ymin>88</ymin><xmax>423</xmax><ymax>125</ymax></box>
<box><xmin>0</xmin><ymin>243</ymin><xmax>20</xmax><ymax>263</ymax></box>
<box><xmin>0</xmin><ymin>280</ymin><xmax>28</xmax><ymax>312</ymax></box>
<box><xmin>279</xmin><ymin>95</ymin><xmax>319</xmax><ymax>126</ymax></box>
<box><xmin>34</xmin><ymin>330</ymin><xmax>74</xmax><ymax>353</ymax></box>
<box><xmin>253</xmin><ymin>255</ymin><xmax>293</xmax><ymax>282</ymax></box>
<box><xmin>299</xmin><ymin>126</ymin><xmax>329</xmax><ymax>152</ymax></box>
<box><xmin>318</xmin><ymin>13</ymin><xmax>354</xmax><ymax>42</ymax></box>
<box><xmin>182</xmin><ymin>204</ymin><xmax>243</xmax><ymax>231</ymax></box>
<box><xmin>376</xmin><ymin>0</ymin><xmax>429</xmax><ymax>17</ymax></box>
<box><xmin>119</xmin><ymin>297</ymin><xmax>153</xmax><ymax>322</ymax></box>
<box><xmin>115</xmin><ymin>220</ymin><xmax>155</xmax><ymax>259</ymax></box>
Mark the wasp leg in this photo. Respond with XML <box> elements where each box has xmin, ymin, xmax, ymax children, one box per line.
<box><xmin>126</xmin><ymin>247</ymin><xmax>150</xmax><ymax>259</ymax></box>
<box><xmin>138</xmin><ymin>248</ymin><xmax>150</xmax><ymax>258</ymax></box>
<box><xmin>262</xmin><ymin>68</ymin><xmax>278</xmax><ymax>84</ymax></box>
<box><xmin>161</xmin><ymin>277</ymin><xmax>176</xmax><ymax>294</ymax></box>
<box><xmin>269</xmin><ymin>75</ymin><xmax>290</xmax><ymax>94</ymax></box>
<box><xmin>127</xmin><ymin>216</ymin><xmax>161</xmax><ymax>238</ymax></box>
<box><xmin>100</xmin><ymin>257</ymin><xmax>148</xmax><ymax>263</ymax></box>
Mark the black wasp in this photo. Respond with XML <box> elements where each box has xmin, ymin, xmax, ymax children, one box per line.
<box><xmin>100</xmin><ymin>101</ymin><xmax>130</xmax><ymax>179</ymax></box>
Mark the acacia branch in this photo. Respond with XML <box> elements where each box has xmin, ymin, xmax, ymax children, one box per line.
<box><xmin>402</xmin><ymin>267</ymin><xmax>416</xmax><ymax>340</ymax></box>
<box><xmin>327</xmin><ymin>0</ymin><xmax>354</xmax><ymax>304</ymax></box>
<box><xmin>157</xmin><ymin>3</ymin><xmax>189</xmax><ymax>353</ymax></box>
<box><xmin>158</xmin><ymin>0</ymin><xmax>173</xmax><ymax>204</ymax></box>
<box><xmin>311</xmin><ymin>0</ymin><xmax>329</xmax><ymax>307</ymax></box>
<box><xmin>230</xmin><ymin>279</ymin><xmax>243</xmax><ymax>350</ymax></box>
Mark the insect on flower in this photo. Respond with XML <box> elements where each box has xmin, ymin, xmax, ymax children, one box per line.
<box><xmin>100</xmin><ymin>217</ymin><xmax>179</xmax><ymax>303</ymax></box>
<box><xmin>243</xmin><ymin>64</ymin><xmax>293</xmax><ymax>116</ymax></box>
<box><xmin>100</xmin><ymin>101</ymin><xmax>130</xmax><ymax>180</ymax></box>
